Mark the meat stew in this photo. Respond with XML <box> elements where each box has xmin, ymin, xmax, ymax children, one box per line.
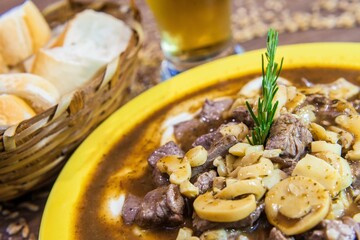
<box><xmin>75</xmin><ymin>67</ymin><xmax>360</xmax><ymax>240</ymax></box>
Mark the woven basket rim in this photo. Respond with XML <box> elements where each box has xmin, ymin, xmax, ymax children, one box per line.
<box><xmin>0</xmin><ymin>0</ymin><xmax>143</xmax><ymax>201</ymax></box>
<box><xmin>1</xmin><ymin>0</ymin><xmax>143</xmax><ymax>147</ymax></box>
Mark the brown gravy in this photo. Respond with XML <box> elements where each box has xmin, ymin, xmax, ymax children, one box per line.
<box><xmin>75</xmin><ymin>67</ymin><xmax>360</xmax><ymax>240</ymax></box>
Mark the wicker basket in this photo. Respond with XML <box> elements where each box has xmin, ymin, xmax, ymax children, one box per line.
<box><xmin>0</xmin><ymin>0</ymin><xmax>143</xmax><ymax>201</ymax></box>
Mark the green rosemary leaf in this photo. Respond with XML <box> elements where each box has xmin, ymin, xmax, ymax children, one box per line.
<box><xmin>245</xmin><ymin>29</ymin><xmax>284</xmax><ymax>146</ymax></box>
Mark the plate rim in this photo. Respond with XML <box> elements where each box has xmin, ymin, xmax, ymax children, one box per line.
<box><xmin>39</xmin><ymin>42</ymin><xmax>360</xmax><ymax>240</ymax></box>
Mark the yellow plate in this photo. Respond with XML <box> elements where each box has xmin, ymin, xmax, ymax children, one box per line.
<box><xmin>40</xmin><ymin>43</ymin><xmax>360</xmax><ymax>239</ymax></box>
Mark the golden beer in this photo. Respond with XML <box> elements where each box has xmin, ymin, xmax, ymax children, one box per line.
<box><xmin>146</xmin><ymin>0</ymin><xmax>232</xmax><ymax>63</ymax></box>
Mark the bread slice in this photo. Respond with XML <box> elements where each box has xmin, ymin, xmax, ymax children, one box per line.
<box><xmin>21</xmin><ymin>0</ymin><xmax>51</xmax><ymax>52</ymax></box>
<box><xmin>0</xmin><ymin>73</ymin><xmax>60</xmax><ymax>112</ymax></box>
<box><xmin>24</xmin><ymin>24</ymin><xmax>66</xmax><ymax>72</ymax></box>
<box><xmin>0</xmin><ymin>94</ymin><xmax>36</xmax><ymax>126</ymax></box>
<box><xmin>0</xmin><ymin>1</ymin><xmax>50</xmax><ymax>67</ymax></box>
<box><xmin>62</xmin><ymin>9</ymin><xmax>132</xmax><ymax>62</ymax></box>
<box><xmin>0</xmin><ymin>8</ymin><xmax>33</xmax><ymax>66</ymax></box>
<box><xmin>30</xmin><ymin>9</ymin><xmax>132</xmax><ymax>95</ymax></box>
<box><xmin>31</xmin><ymin>47</ymin><xmax>107</xmax><ymax>95</ymax></box>
<box><xmin>0</xmin><ymin>55</ymin><xmax>9</xmax><ymax>74</ymax></box>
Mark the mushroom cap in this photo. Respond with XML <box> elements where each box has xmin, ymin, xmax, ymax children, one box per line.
<box><xmin>194</xmin><ymin>192</ymin><xmax>257</xmax><ymax>222</ymax></box>
<box><xmin>265</xmin><ymin>176</ymin><xmax>331</xmax><ymax>236</ymax></box>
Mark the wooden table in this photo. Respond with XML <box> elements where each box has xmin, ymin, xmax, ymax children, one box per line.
<box><xmin>0</xmin><ymin>0</ymin><xmax>360</xmax><ymax>239</ymax></box>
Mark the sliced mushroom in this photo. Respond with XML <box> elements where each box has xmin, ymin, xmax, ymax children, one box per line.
<box><xmin>238</xmin><ymin>76</ymin><xmax>292</xmax><ymax>98</ymax></box>
<box><xmin>238</xmin><ymin>77</ymin><xmax>263</xmax><ymax>98</ymax></box>
<box><xmin>262</xmin><ymin>169</ymin><xmax>288</xmax><ymax>190</ymax></box>
<box><xmin>215</xmin><ymin>178</ymin><xmax>266</xmax><ymax>200</ymax></box>
<box><xmin>285</xmin><ymin>91</ymin><xmax>306</xmax><ymax>113</ymax></box>
<box><xmin>156</xmin><ymin>155</ymin><xmax>191</xmax><ymax>185</ymax></box>
<box><xmin>199</xmin><ymin>229</ymin><xmax>228</xmax><ymax>240</ymax></box>
<box><xmin>298</xmin><ymin>86</ymin><xmax>322</xmax><ymax>95</ymax></box>
<box><xmin>225</xmin><ymin>154</ymin><xmax>236</xmax><ymax>173</ymax></box>
<box><xmin>185</xmin><ymin>146</ymin><xmax>208</xmax><ymax>167</ymax></box>
<box><xmin>353</xmin><ymin>213</ymin><xmax>360</xmax><ymax>223</ymax></box>
<box><xmin>180</xmin><ymin>180</ymin><xmax>199</xmax><ymax>198</ymax></box>
<box><xmin>311</xmin><ymin>141</ymin><xmax>342</xmax><ymax>156</ymax></box>
<box><xmin>328</xmin><ymin>126</ymin><xmax>354</xmax><ymax>151</ymax></box>
<box><xmin>326</xmin><ymin>190</ymin><xmax>351</xmax><ymax>220</ymax></box>
<box><xmin>296</xmin><ymin>105</ymin><xmax>316</xmax><ymax>125</ymax></box>
<box><xmin>193</xmin><ymin>192</ymin><xmax>257</xmax><ymax>222</ymax></box>
<box><xmin>229</xmin><ymin>142</ymin><xmax>251</xmax><ymax>157</ymax></box>
<box><xmin>219</xmin><ymin>123</ymin><xmax>249</xmax><ymax>140</ymax></box>
<box><xmin>213</xmin><ymin>157</ymin><xmax>227</xmax><ymax>177</ymax></box>
<box><xmin>335</xmin><ymin>115</ymin><xmax>360</xmax><ymax>160</ymax></box>
<box><xmin>316</xmin><ymin>78</ymin><xmax>360</xmax><ymax>100</ymax></box>
<box><xmin>315</xmin><ymin>152</ymin><xmax>352</xmax><ymax>190</ymax></box>
<box><xmin>262</xmin><ymin>149</ymin><xmax>282</xmax><ymax>158</ymax></box>
<box><xmin>310</xmin><ymin>123</ymin><xmax>339</xmax><ymax>144</ymax></box>
<box><xmin>292</xmin><ymin>154</ymin><xmax>341</xmax><ymax>195</ymax></box>
<box><xmin>245</xmin><ymin>145</ymin><xmax>264</xmax><ymax>155</ymax></box>
<box><xmin>236</xmin><ymin>157</ymin><xmax>274</xmax><ymax>180</ymax></box>
<box><xmin>286</xmin><ymin>86</ymin><xmax>297</xmax><ymax>100</ymax></box>
<box><xmin>176</xmin><ymin>227</ymin><xmax>193</xmax><ymax>240</ymax></box>
<box><xmin>265</xmin><ymin>176</ymin><xmax>331</xmax><ymax>235</ymax></box>
<box><xmin>231</xmin><ymin>153</ymin><xmax>263</xmax><ymax>171</ymax></box>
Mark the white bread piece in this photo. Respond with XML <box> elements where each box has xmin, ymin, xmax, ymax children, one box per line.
<box><xmin>31</xmin><ymin>10</ymin><xmax>132</xmax><ymax>95</ymax></box>
<box><xmin>0</xmin><ymin>8</ymin><xmax>33</xmax><ymax>66</ymax></box>
<box><xmin>0</xmin><ymin>55</ymin><xmax>9</xmax><ymax>74</ymax></box>
<box><xmin>0</xmin><ymin>1</ymin><xmax>51</xmax><ymax>66</ymax></box>
<box><xmin>24</xmin><ymin>24</ymin><xmax>66</xmax><ymax>72</ymax></box>
<box><xmin>21</xmin><ymin>0</ymin><xmax>51</xmax><ymax>51</ymax></box>
<box><xmin>23</xmin><ymin>55</ymin><xmax>35</xmax><ymax>73</ymax></box>
<box><xmin>0</xmin><ymin>73</ymin><xmax>60</xmax><ymax>112</ymax></box>
<box><xmin>62</xmin><ymin>9</ymin><xmax>132</xmax><ymax>62</ymax></box>
<box><xmin>0</xmin><ymin>94</ymin><xmax>36</xmax><ymax>126</ymax></box>
<box><xmin>31</xmin><ymin>47</ymin><xmax>107</xmax><ymax>95</ymax></box>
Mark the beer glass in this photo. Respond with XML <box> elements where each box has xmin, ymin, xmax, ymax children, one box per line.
<box><xmin>145</xmin><ymin>0</ymin><xmax>233</xmax><ymax>79</ymax></box>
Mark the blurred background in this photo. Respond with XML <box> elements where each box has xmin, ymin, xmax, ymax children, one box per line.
<box><xmin>2</xmin><ymin>0</ymin><xmax>360</xmax><ymax>87</ymax></box>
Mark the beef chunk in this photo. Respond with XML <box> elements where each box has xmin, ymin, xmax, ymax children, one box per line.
<box><xmin>268</xmin><ymin>227</ymin><xmax>292</xmax><ymax>240</ymax></box>
<box><xmin>281</xmin><ymin>163</ymin><xmax>297</xmax><ymax>176</ymax></box>
<box><xmin>148</xmin><ymin>141</ymin><xmax>184</xmax><ymax>167</ymax></box>
<box><xmin>193</xmin><ymin>170</ymin><xmax>217</xmax><ymax>194</ymax></box>
<box><xmin>304</xmin><ymin>94</ymin><xmax>347</xmax><ymax>123</ymax></box>
<box><xmin>304</xmin><ymin>219</ymin><xmax>356</xmax><ymax>240</ymax></box>
<box><xmin>147</xmin><ymin>141</ymin><xmax>184</xmax><ymax>186</ymax></box>
<box><xmin>134</xmin><ymin>184</ymin><xmax>184</xmax><ymax>228</ymax></box>
<box><xmin>174</xmin><ymin>119</ymin><xmax>205</xmax><ymax>151</ymax></box>
<box><xmin>200</xmin><ymin>99</ymin><xmax>233</xmax><ymax>124</ymax></box>
<box><xmin>192</xmin><ymin>135</ymin><xmax>237</xmax><ymax>176</ymax></box>
<box><xmin>193</xmin><ymin>203</ymin><xmax>264</xmax><ymax>233</ymax></box>
<box><xmin>207</xmin><ymin>135</ymin><xmax>238</xmax><ymax>163</ymax></box>
<box><xmin>122</xmin><ymin>194</ymin><xmax>141</xmax><ymax>225</ymax></box>
<box><xmin>265</xmin><ymin>114</ymin><xmax>312</xmax><ymax>167</ymax></box>
<box><xmin>192</xmin><ymin>122</ymin><xmax>242</xmax><ymax>150</ymax></box>
<box><xmin>350</xmin><ymin>161</ymin><xmax>360</xmax><ymax>192</ymax></box>
<box><xmin>307</xmin><ymin>94</ymin><xmax>331</xmax><ymax>106</ymax></box>
<box><xmin>227</xmin><ymin>105</ymin><xmax>254</xmax><ymax>128</ymax></box>
<box><xmin>174</xmin><ymin>99</ymin><xmax>233</xmax><ymax>151</ymax></box>
<box><xmin>192</xmin><ymin>131</ymin><xmax>223</xmax><ymax>150</ymax></box>
<box><xmin>152</xmin><ymin>167</ymin><xmax>169</xmax><ymax>186</ymax></box>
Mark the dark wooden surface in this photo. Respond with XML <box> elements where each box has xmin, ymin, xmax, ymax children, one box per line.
<box><xmin>0</xmin><ymin>0</ymin><xmax>360</xmax><ymax>239</ymax></box>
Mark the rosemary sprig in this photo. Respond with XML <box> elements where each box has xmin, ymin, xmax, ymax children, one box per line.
<box><xmin>246</xmin><ymin>29</ymin><xmax>284</xmax><ymax>146</ymax></box>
